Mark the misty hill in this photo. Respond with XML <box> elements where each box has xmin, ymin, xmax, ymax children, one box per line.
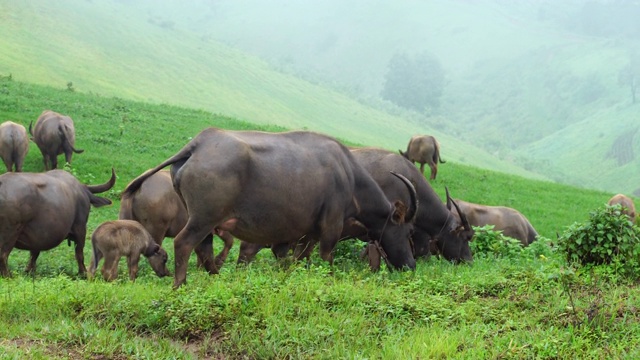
<box><xmin>0</xmin><ymin>0</ymin><xmax>544</xmax><ymax>180</ymax></box>
<box><xmin>3</xmin><ymin>1</ymin><xmax>640</xmax><ymax>194</ymax></box>
<box><xmin>148</xmin><ymin>0</ymin><xmax>640</xmax><ymax>195</ymax></box>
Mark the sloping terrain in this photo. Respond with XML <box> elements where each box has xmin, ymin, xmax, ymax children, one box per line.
<box><xmin>0</xmin><ymin>0</ymin><xmax>543</xmax><ymax>179</ymax></box>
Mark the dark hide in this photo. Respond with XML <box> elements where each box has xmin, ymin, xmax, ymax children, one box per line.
<box><xmin>119</xmin><ymin>170</ymin><xmax>234</xmax><ymax>272</ymax></box>
<box><xmin>122</xmin><ymin>128</ymin><xmax>417</xmax><ymax>288</ymax></box>
<box><xmin>0</xmin><ymin>168</ymin><xmax>116</xmax><ymax>276</ymax></box>
<box><xmin>29</xmin><ymin>110</ymin><xmax>84</xmax><ymax>170</ymax></box>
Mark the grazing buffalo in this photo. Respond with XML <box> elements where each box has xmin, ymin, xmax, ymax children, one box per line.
<box><xmin>351</xmin><ymin>148</ymin><xmax>474</xmax><ymax>262</ymax></box>
<box><xmin>122</xmin><ymin>128</ymin><xmax>418</xmax><ymax>287</ymax></box>
<box><xmin>29</xmin><ymin>110</ymin><xmax>84</xmax><ymax>170</ymax></box>
<box><xmin>452</xmin><ymin>199</ymin><xmax>538</xmax><ymax>246</ymax></box>
<box><xmin>0</xmin><ymin>168</ymin><xmax>116</xmax><ymax>277</ymax></box>
<box><xmin>119</xmin><ymin>170</ymin><xmax>235</xmax><ymax>271</ymax></box>
<box><xmin>0</xmin><ymin>121</ymin><xmax>29</xmax><ymax>172</ymax></box>
<box><xmin>608</xmin><ymin>194</ymin><xmax>636</xmax><ymax>221</ymax></box>
<box><xmin>89</xmin><ymin>220</ymin><xmax>170</xmax><ymax>281</ymax></box>
<box><xmin>399</xmin><ymin>135</ymin><xmax>445</xmax><ymax>180</ymax></box>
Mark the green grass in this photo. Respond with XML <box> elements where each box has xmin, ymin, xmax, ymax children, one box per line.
<box><xmin>1</xmin><ymin>78</ymin><xmax>638</xmax><ymax>358</ymax></box>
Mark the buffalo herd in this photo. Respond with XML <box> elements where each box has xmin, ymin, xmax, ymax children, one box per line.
<box><xmin>0</xmin><ymin>111</ymin><xmax>636</xmax><ymax>286</ymax></box>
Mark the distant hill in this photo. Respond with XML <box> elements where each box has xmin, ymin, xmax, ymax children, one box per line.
<box><xmin>0</xmin><ymin>0</ymin><xmax>545</xmax><ymax>180</ymax></box>
<box><xmin>6</xmin><ymin>0</ymin><xmax>640</xmax><ymax>193</ymax></box>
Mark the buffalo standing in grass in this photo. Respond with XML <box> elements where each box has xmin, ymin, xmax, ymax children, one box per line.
<box><xmin>122</xmin><ymin>128</ymin><xmax>418</xmax><ymax>288</ymax></box>
<box><xmin>608</xmin><ymin>194</ymin><xmax>636</xmax><ymax>221</ymax></box>
<box><xmin>119</xmin><ymin>170</ymin><xmax>235</xmax><ymax>271</ymax></box>
<box><xmin>452</xmin><ymin>199</ymin><xmax>538</xmax><ymax>246</ymax></box>
<box><xmin>351</xmin><ymin>148</ymin><xmax>474</xmax><ymax>262</ymax></box>
<box><xmin>0</xmin><ymin>121</ymin><xmax>29</xmax><ymax>172</ymax></box>
<box><xmin>399</xmin><ymin>135</ymin><xmax>445</xmax><ymax>180</ymax></box>
<box><xmin>89</xmin><ymin>220</ymin><xmax>170</xmax><ymax>281</ymax></box>
<box><xmin>29</xmin><ymin>110</ymin><xmax>84</xmax><ymax>170</ymax></box>
<box><xmin>0</xmin><ymin>169</ymin><xmax>116</xmax><ymax>277</ymax></box>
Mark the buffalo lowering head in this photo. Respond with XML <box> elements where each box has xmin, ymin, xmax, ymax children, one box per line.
<box><xmin>433</xmin><ymin>187</ymin><xmax>474</xmax><ymax>263</ymax></box>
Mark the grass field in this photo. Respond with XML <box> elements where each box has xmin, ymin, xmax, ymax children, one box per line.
<box><xmin>0</xmin><ymin>78</ymin><xmax>639</xmax><ymax>359</ymax></box>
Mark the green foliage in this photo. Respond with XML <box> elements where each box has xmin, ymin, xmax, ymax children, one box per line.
<box><xmin>558</xmin><ymin>204</ymin><xmax>640</xmax><ymax>278</ymax></box>
<box><xmin>381</xmin><ymin>51</ymin><xmax>445</xmax><ymax>112</ymax></box>
<box><xmin>469</xmin><ymin>225</ymin><xmax>524</xmax><ymax>259</ymax></box>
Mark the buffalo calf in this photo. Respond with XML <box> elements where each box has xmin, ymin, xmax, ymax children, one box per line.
<box><xmin>89</xmin><ymin>220</ymin><xmax>170</xmax><ymax>281</ymax></box>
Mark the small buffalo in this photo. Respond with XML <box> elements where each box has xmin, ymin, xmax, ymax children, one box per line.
<box><xmin>0</xmin><ymin>121</ymin><xmax>29</xmax><ymax>172</ymax></box>
<box><xmin>608</xmin><ymin>194</ymin><xmax>636</xmax><ymax>221</ymax></box>
<box><xmin>399</xmin><ymin>135</ymin><xmax>445</xmax><ymax>180</ymax></box>
<box><xmin>89</xmin><ymin>220</ymin><xmax>170</xmax><ymax>281</ymax></box>
<box><xmin>29</xmin><ymin>110</ymin><xmax>84</xmax><ymax>170</ymax></box>
<box><xmin>119</xmin><ymin>170</ymin><xmax>234</xmax><ymax>272</ymax></box>
<box><xmin>453</xmin><ymin>199</ymin><xmax>538</xmax><ymax>246</ymax></box>
<box><xmin>0</xmin><ymin>168</ymin><xmax>116</xmax><ymax>277</ymax></box>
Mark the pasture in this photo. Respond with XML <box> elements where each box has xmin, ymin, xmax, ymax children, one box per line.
<box><xmin>1</xmin><ymin>77</ymin><xmax>639</xmax><ymax>359</ymax></box>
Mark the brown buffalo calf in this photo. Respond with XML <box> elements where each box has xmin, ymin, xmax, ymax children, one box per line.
<box><xmin>89</xmin><ymin>220</ymin><xmax>170</xmax><ymax>281</ymax></box>
<box><xmin>608</xmin><ymin>194</ymin><xmax>636</xmax><ymax>221</ymax></box>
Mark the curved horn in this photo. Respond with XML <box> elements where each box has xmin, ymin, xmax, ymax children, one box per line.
<box><xmin>390</xmin><ymin>171</ymin><xmax>419</xmax><ymax>223</ymax></box>
<box><xmin>87</xmin><ymin>168</ymin><xmax>116</xmax><ymax>194</ymax></box>
<box><xmin>445</xmin><ymin>187</ymin><xmax>471</xmax><ymax>230</ymax></box>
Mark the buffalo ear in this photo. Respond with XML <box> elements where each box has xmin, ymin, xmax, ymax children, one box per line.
<box><xmin>144</xmin><ymin>243</ymin><xmax>160</xmax><ymax>257</ymax></box>
<box><xmin>391</xmin><ymin>200</ymin><xmax>407</xmax><ymax>224</ymax></box>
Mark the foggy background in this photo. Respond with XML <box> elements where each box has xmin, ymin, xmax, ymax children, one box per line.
<box><xmin>2</xmin><ymin>0</ymin><xmax>640</xmax><ymax>194</ymax></box>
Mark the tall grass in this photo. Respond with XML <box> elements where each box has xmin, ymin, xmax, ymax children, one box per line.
<box><xmin>0</xmin><ymin>78</ymin><xmax>638</xmax><ymax>359</ymax></box>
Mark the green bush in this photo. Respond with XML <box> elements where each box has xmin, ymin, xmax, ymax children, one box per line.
<box><xmin>558</xmin><ymin>204</ymin><xmax>640</xmax><ymax>277</ymax></box>
<box><xmin>470</xmin><ymin>225</ymin><xmax>524</xmax><ymax>259</ymax></box>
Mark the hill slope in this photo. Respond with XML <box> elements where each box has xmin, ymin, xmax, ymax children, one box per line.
<box><xmin>0</xmin><ymin>0</ymin><xmax>542</xmax><ymax>180</ymax></box>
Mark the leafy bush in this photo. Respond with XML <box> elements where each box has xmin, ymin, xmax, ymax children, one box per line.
<box><xmin>558</xmin><ymin>204</ymin><xmax>640</xmax><ymax>277</ymax></box>
<box><xmin>470</xmin><ymin>225</ymin><xmax>524</xmax><ymax>259</ymax></box>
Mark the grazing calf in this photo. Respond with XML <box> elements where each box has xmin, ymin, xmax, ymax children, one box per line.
<box><xmin>0</xmin><ymin>121</ymin><xmax>29</xmax><ymax>172</ymax></box>
<box><xmin>608</xmin><ymin>194</ymin><xmax>636</xmax><ymax>221</ymax></box>
<box><xmin>89</xmin><ymin>220</ymin><xmax>170</xmax><ymax>281</ymax></box>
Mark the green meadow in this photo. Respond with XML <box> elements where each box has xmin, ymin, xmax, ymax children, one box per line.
<box><xmin>1</xmin><ymin>77</ymin><xmax>638</xmax><ymax>359</ymax></box>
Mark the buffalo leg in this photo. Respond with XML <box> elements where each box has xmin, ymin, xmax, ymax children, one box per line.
<box><xmin>429</xmin><ymin>163</ymin><xmax>437</xmax><ymax>180</ymax></box>
<box><xmin>15</xmin><ymin>156</ymin><xmax>24</xmax><ymax>172</ymax></box>
<box><xmin>293</xmin><ymin>237</ymin><xmax>318</xmax><ymax>261</ymax></box>
<box><xmin>50</xmin><ymin>155</ymin><xmax>58</xmax><ymax>170</ymax></box>
<box><xmin>214</xmin><ymin>231</ymin><xmax>234</xmax><ymax>269</ymax></box>
<box><xmin>1</xmin><ymin>159</ymin><xmax>12</xmax><ymax>172</ymax></box>
<box><xmin>237</xmin><ymin>241</ymin><xmax>266</xmax><ymax>264</ymax></box>
<box><xmin>88</xmin><ymin>250</ymin><xmax>103</xmax><ymax>278</ymax></box>
<box><xmin>25</xmin><ymin>250</ymin><xmax>40</xmax><ymax>274</ymax></box>
<box><xmin>419</xmin><ymin>163</ymin><xmax>425</xmax><ymax>176</ymax></box>
<box><xmin>173</xmin><ymin>223</ymin><xmax>213</xmax><ymax>288</ymax></box>
<box><xmin>127</xmin><ymin>253</ymin><xmax>141</xmax><ymax>281</ymax></box>
<box><xmin>69</xmin><ymin>228</ymin><xmax>88</xmax><ymax>276</ymax></box>
<box><xmin>0</xmin><ymin>235</ymin><xmax>18</xmax><ymax>277</ymax></box>
<box><xmin>101</xmin><ymin>251</ymin><xmax>120</xmax><ymax>281</ymax></box>
<box><xmin>194</xmin><ymin>234</ymin><xmax>218</xmax><ymax>274</ymax></box>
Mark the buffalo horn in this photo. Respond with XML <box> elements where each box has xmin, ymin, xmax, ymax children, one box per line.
<box><xmin>390</xmin><ymin>171</ymin><xmax>419</xmax><ymax>223</ymax></box>
<box><xmin>445</xmin><ymin>187</ymin><xmax>471</xmax><ymax>230</ymax></box>
<box><xmin>86</xmin><ymin>168</ymin><xmax>117</xmax><ymax>193</ymax></box>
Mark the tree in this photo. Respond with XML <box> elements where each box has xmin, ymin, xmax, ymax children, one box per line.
<box><xmin>381</xmin><ymin>51</ymin><xmax>445</xmax><ymax>112</ymax></box>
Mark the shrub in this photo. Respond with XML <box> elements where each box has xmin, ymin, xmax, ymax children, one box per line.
<box><xmin>470</xmin><ymin>225</ymin><xmax>524</xmax><ymax>259</ymax></box>
<box><xmin>558</xmin><ymin>204</ymin><xmax>640</xmax><ymax>277</ymax></box>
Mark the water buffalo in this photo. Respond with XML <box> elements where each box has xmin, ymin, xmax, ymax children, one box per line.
<box><xmin>119</xmin><ymin>170</ymin><xmax>235</xmax><ymax>271</ymax></box>
<box><xmin>351</xmin><ymin>148</ymin><xmax>474</xmax><ymax>262</ymax></box>
<box><xmin>89</xmin><ymin>220</ymin><xmax>170</xmax><ymax>281</ymax></box>
<box><xmin>452</xmin><ymin>199</ymin><xmax>538</xmax><ymax>246</ymax></box>
<box><xmin>0</xmin><ymin>168</ymin><xmax>116</xmax><ymax>277</ymax></box>
<box><xmin>0</xmin><ymin>121</ymin><xmax>29</xmax><ymax>172</ymax></box>
<box><xmin>122</xmin><ymin>128</ymin><xmax>418</xmax><ymax>288</ymax></box>
<box><xmin>399</xmin><ymin>135</ymin><xmax>445</xmax><ymax>180</ymax></box>
<box><xmin>608</xmin><ymin>194</ymin><xmax>636</xmax><ymax>221</ymax></box>
<box><xmin>29</xmin><ymin>110</ymin><xmax>84</xmax><ymax>170</ymax></box>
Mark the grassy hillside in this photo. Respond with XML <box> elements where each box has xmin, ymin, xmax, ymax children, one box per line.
<box><xmin>1</xmin><ymin>78</ymin><xmax>638</xmax><ymax>359</ymax></box>
<box><xmin>0</xmin><ymin>0</ymin><xmax>544</xmax><ymax>181</ymax></box>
